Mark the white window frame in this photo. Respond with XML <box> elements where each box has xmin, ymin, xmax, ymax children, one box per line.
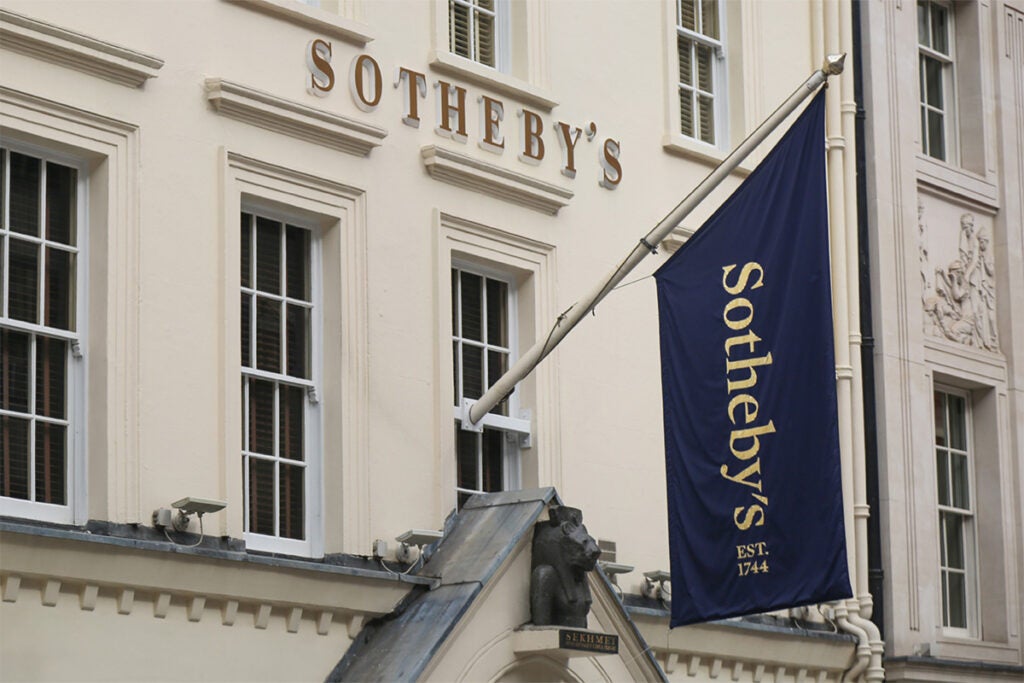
<box><xmin>675</xmin><ymin>0</ymin><xmax>726</xmax><ymax>147</ymax></box>
<box><xmin>918</xmin><ymin>0</ymin><xmax>957</xmax><ymax>164</ymax></box>
<box><xmin>933</xmin><ymin>385</ymin><xmax>979</xmax><ymax>637</ymax></box>
<box><xmin>452</xmin><ymin>260</ymin><xmax>528</xmax><ymax>504</ymax></box>
<box><xmin>447</xmin><ymin>0</ymin><xmax>510</xmax><ymax>72</ymax></box>
<box><xmin>0</xmin><ymin>140</ymin><xmax>88</xmax><ymax>525</ymax></box>
<box><xmin>240</xmin><ymin>203</ymin><xmax>323</xmax><ymax>557</ymax></box>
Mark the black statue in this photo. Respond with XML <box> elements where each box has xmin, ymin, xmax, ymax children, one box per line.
<box><xmin>530</xmin><ymin>506</ymin><xmax>601</xmax><ymax>628</ymax></box>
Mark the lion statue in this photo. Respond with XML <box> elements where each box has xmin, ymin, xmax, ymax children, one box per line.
<box><xmin>530</xmin><ymin>506</ymin><xmax>601</xmax><ymax>628</ymax></box>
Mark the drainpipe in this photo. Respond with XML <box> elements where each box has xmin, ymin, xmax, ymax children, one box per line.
<box><xmin>851</xmin><ymin>0</ymin><xmax>885</xmax><ymax>641</ymax></box>
<box><xmin>825</xmin><ymin>0</ymin><xmax>885</xmax><ymax>678</ymax></box>
<box><xmin>835</xmin><ymin>603</ymin><xmax>871</xmax><ymax>683</ymax></box>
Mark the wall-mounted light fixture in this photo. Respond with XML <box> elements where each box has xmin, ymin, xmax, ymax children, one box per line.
<box><xmin>642</xmin><ymin>569</ymin><xmax>671</xmax><ymax>605</ymax></box>
<box><xmin>153</xmin><ymin>497</ymin><xmax>226</xmax><ymax>533</ymax></box>
<box><xmin>394</xmin><ymin>529</ymin><xmax>444</xmax><ymax>564</ymax></box>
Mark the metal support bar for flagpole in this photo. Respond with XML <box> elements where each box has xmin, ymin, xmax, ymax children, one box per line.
<box><xmin>466</xmin><ymin>54</ymin><xmax>846</xmax><ymax>427</ymax></box>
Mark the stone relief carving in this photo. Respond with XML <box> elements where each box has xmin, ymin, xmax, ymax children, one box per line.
<box><xmin>920</xmin><ymin>210</ymin><xmax>999</xmax><ymax>351</ymax></box>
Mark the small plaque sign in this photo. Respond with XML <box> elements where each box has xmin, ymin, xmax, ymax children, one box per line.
<box><xmin>558</xmin><ymin>629</ymin><xmax>619</xmax><ymax>654</ymax></box>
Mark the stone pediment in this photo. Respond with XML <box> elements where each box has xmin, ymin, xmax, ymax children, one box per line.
<box><xmin>327</xmin><ymin>488</ymin><xmax>664</xmax><ymax>682</ymax></box>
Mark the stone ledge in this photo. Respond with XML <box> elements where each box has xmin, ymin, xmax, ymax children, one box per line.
<box><xmin>205</xmin><ymin>78</ymin><xmax>387</xmax><ymax>157</ymax></box>
<box><xmin>420</xmin><ymin>145</ymin><xmax>573</xmax><ymax>215</ymax></box>
<box><xmin>0</xmin><ymin>9</ymin><xmax>163</xmax><ymax>88</ymax></box>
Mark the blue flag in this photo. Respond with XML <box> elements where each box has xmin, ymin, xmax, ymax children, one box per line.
<box><xmin>654</xmin><ymin>91</ymin><xmax>851</xmax><ymax>627</ymax></box>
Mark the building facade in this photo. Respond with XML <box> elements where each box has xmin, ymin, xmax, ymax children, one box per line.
<box><xmin>858</xmin><ymin>0</ymin><xmax>1024</xmax><ymax>681</ymax></box>
<box><xmin>0</xmin><ymin>0</ymin><xmax>916</xmax><ymax>680</ymax></box>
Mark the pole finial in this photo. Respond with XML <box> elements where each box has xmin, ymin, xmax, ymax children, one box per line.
<box><xmin>823</xmin><ymin>53</ymin><xmax>846</xmax><ymax>76</ymax></box>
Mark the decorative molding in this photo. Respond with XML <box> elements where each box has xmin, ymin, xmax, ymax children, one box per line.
<box><xmin>224</xmin><ymin>0</ymin><xmax>374</xmax><ymax>46</ymax></box>
<box><xmin>2</xmin><ymin>575</ymin><xmax>20</xmax><ymax>602</ymax></box>
<box><xmin>421</xmin><ymin>145</ymin><xmax>573</xmax><ymax>215</ymax></box>
<box><xmin>154</xmin><ymin>592</ymin><xmax>171</xmax><ymax>618</ymax></box>
<box><xmin>1</xmin><ymin>87</ymin><xmax>143</xmax><ymax>524</ymax></box>
<box><xmin>223</xmin><ymin>600</ymin><xmax>239</xmax><ymax>626</ymax></box>
<box><xmin>80</xmin><ymin>584</ymin><xmax>99</xmax><ymax>611</ymax></box>
<box><xmin>255</xmin><ymin>604</ymin><xmax>272</xmax><ymax>629</ymax></box>
<box><xmin>916</xmin><ymin>156</ymin><xmax>1000</xmax><ymax>212</ymax></box>
<box><xmin>0</xmin><ymin>9</ymin><xmax>163</xmax><ymax>88</ymax></box>
<box><xmin>42</xmin><ymin>580</ymin><xmax>61</xmax><ymax>607</ymax></box>
<box><xmin>205</xmin><ymin>78</ymin><xmax>387</xmax><ymax>157</ymax></box>
<box><xmin>429</xmin><ymin>50</ymin><xmax>558</xmax><ymax>111</ymax></box>
<box><xmin>920</xmin><ymin>210</ymin><xmax>1000</xmax><ymax>353</ymax></box>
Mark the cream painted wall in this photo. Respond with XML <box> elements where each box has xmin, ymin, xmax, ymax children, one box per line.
<box><xmin>0</xmin><ymin>2</ymin><xmax>875</xmax><ymax>676</ymax></box>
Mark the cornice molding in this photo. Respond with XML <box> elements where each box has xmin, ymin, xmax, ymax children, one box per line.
<box><xmin>225</xmin><ymin>0</ymin><xmax>374</xmax><ymax>46</ymax></box>
<box><xmin>0</xmin><ymin>9</ymin><xmax>163</xmax><ymax>88</ymax></box>
<box><xmin>205</xmin><ymin>78</ymin><xmax>387</xmax><ymax>157</ymax></box>
<box><xmin>421</xmin><ymin>145</ymin><xmax>573</xmax><ymax>215</ymax></box>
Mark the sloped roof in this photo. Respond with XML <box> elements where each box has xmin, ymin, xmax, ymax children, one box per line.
<box><xmin>326</xmin><ymin>488</ymin><xmax>557</xmax><ymax>682</ymax></box>
<box><xmin>327</xmin><ymin>488</ymin><xmax>664</xmax><ymax>682</ymax></box>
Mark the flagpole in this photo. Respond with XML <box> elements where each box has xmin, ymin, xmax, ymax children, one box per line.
<box><xmin>466</xmin><ymin>54</ymin><xmax>846</xmax><ymax>427</ymax></box>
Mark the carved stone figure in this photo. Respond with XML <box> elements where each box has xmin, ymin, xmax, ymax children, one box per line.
<box><xmin>921</xmin><ymin>211</ymin><xmax>999</xmax><ymax>351</ymax></box>
<box><xmin>530</xmin><ymin>506</ymin><xmax>601</xmax><ymax>628</ymax></box>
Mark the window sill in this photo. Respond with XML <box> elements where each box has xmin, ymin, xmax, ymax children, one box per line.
<box><xmin>915</xmin><ymin>154</ymin><xmax>999</xmax><ymax>209</ymax></box>
<box><xmin>0</xmin><ymin>8</ymin><xmax>163</xmax><ymax>88</ymax></box>
<box><xmin>662</xmin><ymin>132</ymin><xmax>753</xmax><ymax>175</ymax></box>
<box><xmin>428</xmin><ymin>50</ymin><xmax>558</xmax><ymax>112</ymax></box>
<box><xmin>930</xmin><ymin>637</ymin><xmax>1022</xmax><ymax>666</ymax></box>
<box><xmin>224</xmin><ymin>0</ymin><xmax>374</xmax><ymax>45</ymax></box>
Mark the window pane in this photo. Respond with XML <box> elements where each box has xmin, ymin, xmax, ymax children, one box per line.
<box><xmin>485</xmin><ymin>278</ymin><xmax>507</xmax><ymax>346</ymax></box>
<box><xmin>452</xmin><ymin>340</ymin><xmax>460</xmax><ymax>406</ymax></box>
<box><xmin>45</xmin><ymin>162</ymin><xmax>76</xmax><ymax>246</ymax></box>
<box><xmin>44</xmin><ymin>247</ymin><xmax>74</xmax><ymax>330</ymax></box>
<box><xmin>680</xmin><ymin>87</ymin><xmax>694</xmax><ymax>137</ymax></box>
<box><xmin>936</xmin><ymin>451</ymin><xmax>950</xmax><ymax>505</ymax></box>
<box><xmin>482</xmin><ymin>428</ymin><xmax>503</xmax><ymax>492</ymax></box>
<box><xmin>9</xmin><ymin>239</ymin><xmax>39</xmax><ymax>323</ymax></box>
<box><xmin>279</xmin><ymin>462</ymin><xmax>304</xmax><ymax>539</ymax></box>
<box><xmin>248</xmin><ymin>378</ymin><xmax>275</xmax><ymax>455</ymax></box>
<box><xmin>240</xmin><ymin>213</ymin><xmax>252</xmax><ymax>289</ymax></box>
<box><xmin>917</xmin><ymin>0</ymin><xmax>929</xmax><ymax>46</ymax></box>
<box><xmin>476</xmin><ymin>8</ymin><xmax>495</xmax><ymax>67</ymax></box>
<box><xmin>462</xmin><ymin>344</ymin><xmax>483</xmax><ymax>400</ymax></box>
<box><xmin>678</xmin><ymin>35</ymin><xmax>693</xmax><ymax>86</ymax></box>
<box><xmin>255</xmin><ymin>217</ymin><xmax>281</xmax><ymax>295</ymax></box>
<box><xmin>35</xmin><ymin>421</ymin><xmax>66</xmax><ymax>504</ymax></box>
<box><xmin>451</xmin><ymin>269</ymin><xmax>459</xmax><ymax>336</ymax></box>
<box><xmin>947</xmin><ymin>394</ymin><xmax>966</xmax><ymax>450</ymax></box>
<box><xmin>9</xmin><ymin>152</ymin><xmax>40</xmax><ymax>236</ymax></box>
<box><xmin>35</xmin><ymin>336</ymin><xmax>66</xmax><ymax>419</ymax></box>
<box><xmin>248</xmin><ymin>457</ymin><xmax>275</xmax><ymax>535</ymax></box>
<box><xmin>951</xmin><ymin>452</ymin><xmax>969</xmax><ymax>509</ymax></box>
<box><xmin>450</xmin><ymin>0</ymin><xmax>471</xmax><ymax>58</ymax></box>
<box><xmin>285</xmin><ymin>225</ymin><xmax>310</xmax><ymax>301</ymax></box>
<box><xmin>279</xmin><ymin>385</ymin><xmax>304</xmax><ymax>462</ymax></box>
<box><xmin>927</xmin><ymin>110</ymin><xmax>945</xmax><ymax>161</ymax></box>
<box><xmin>943</xmin><ymin>512</ymin><xmax>965</xmax><ymax>569</ymax></box>
<box><xmin>696</xmin><ymin>44</ymin><xmax>714</xmax><ymax>92</ymax></box>
<box><xmin>946</xmin><ymin>571</ymin><xmax>967</xmax><ymax>628</ymax></box>
<box><xmin>241</xmin><ymin>293</ymin><xmax>252</xmax><ymax>367</ymax></box>
<box><xmin>931</xmin><ymin>3</ymin><xmax>948</xmax><ymax>54</ymax></box>
<box><xmin>699</xmin><ymin>95</ymin><xmax>715</xmax><ymax>144</ymax></box>
<box><xmin>1</xmin><ymin>329</ymin><xmax>31</xmax><ymax>413</ymax></box>
<box><xmin>679</xmin><ymin>0</ymin><xmax>696</xmax><ymax>31</ymax></box>
<box><xmin>1</xmin><ymin>415</ymin><xmax>30</xmax><ymax>499</ymax></box>
<box><xmin>255</xmin><ymin>297</ymin><xmax>282</xmax><ymax>373</ymax></box>
<box><xmin>286</xmin><ymin>304</ymin><xmax>309</xmax><ymax>379</ymax></box>
<box><xmin>934</xmin><ymin>391</ymin><xmax>947</xmax><ymax>446</ymax></box>
<box><xmin>460</xmin><ymin>272</ymin><xmax>483</xmax><ymax>341</ymax></box>
<box><xmin>924</xmin><ymin>58</ymin><xmax>944</xmax><ymax>108</ymax></box>
<box><xmin>457</xmin><ymin>427</ymin><xmax>479</xmax><ymax>492</ymax></box>
<box><xmin>488</xmin><ymin>350</ymin><xmax>508</xmax><ymax>416</ymax></box>
<box><xmin>701</xmin><ymin>0</ymin><xmax>719</xmax><ymax>39</ymax></box>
